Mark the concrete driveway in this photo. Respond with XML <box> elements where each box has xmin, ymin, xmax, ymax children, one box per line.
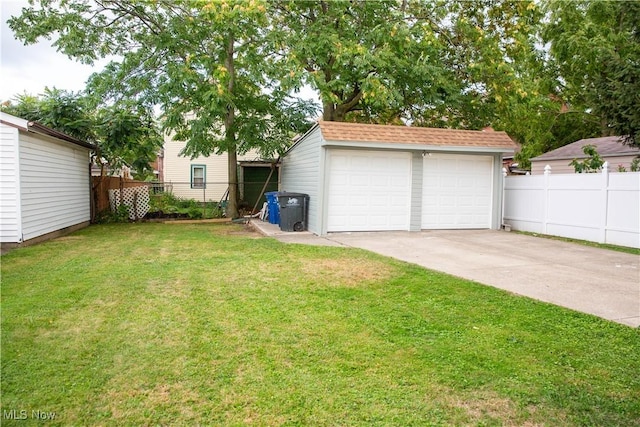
<box><xmin>326</xmin><ymin>230</ymin><xmax>640</xmax><ymax>327</ymax></box>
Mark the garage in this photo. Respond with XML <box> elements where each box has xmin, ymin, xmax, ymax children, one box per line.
<box><xmin>327</xmin><ymin>149</ymin><xmax>411</xmax><ymax>232</ymax></box>
<box><xmin>279</xmin><ymin>121</ymin><xmax>516</xmax><ymax>235</ymax></box>
<box><xmin>422</xmin><ymin>154</ymin><xmax>493</xmax><ymax>229</ymax></box>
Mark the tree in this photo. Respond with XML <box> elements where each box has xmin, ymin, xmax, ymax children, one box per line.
<box><xmin>273</xmin><ymin>0</ymin><xmax>547</xmax><ymax>129</ymax></box>
<box><xmin>8</xmin><ymin>0</ymin><xmax>316</xmax><ymax>218</ymax></box>
<box><xmin>569</xmin><ymin>144</ymin><xmax>604</xmax><ymax>173</ymax></box>
<box><xmin>271</xmin><ymin>0</ymin><xmax>451</xmax><ymax>123</ymax></box>
<box><xmin>1</xmin><ymin>88</ymin><xmax>163</xmax><ymax>179</ymax></box>
<box><xmin>2</xmin><ymin>89</ymin><xmax>96</xmax><ymax>143</ymax></box>
<box><xmin>543</xmin><ymin>0</ymin><xmax>640</xmax><ymax>146</ymax></box>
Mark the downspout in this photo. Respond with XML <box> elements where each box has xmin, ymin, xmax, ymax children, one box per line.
<box><xmin>89</xmin><ymin>159</ymin><xmax>95</xmax><ymax>222</ymax></box>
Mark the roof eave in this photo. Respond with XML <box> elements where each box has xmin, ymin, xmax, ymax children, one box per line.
<box><xmin>27</xmin><ymin>122</ymin><xmax>96</xmax><ymax>150</ymax></box>
<box><xmin>282</xmin><ymin>122</ymin><xmax>321</xmax><ymax>157</ymax></box>
<box><xmin>321</xmin><ymin>140</ymin><xmax>515</xmax><ymax>153</ymax></box>
<box><xmin>532</xmin><ymin>152</ymin><xmax>640</xmax><ymax>162</ymax></box>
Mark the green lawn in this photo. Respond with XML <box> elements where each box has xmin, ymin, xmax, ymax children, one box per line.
<box><xmin>515</xmin><ymin>231</ymin><xmax>640</xmax><ymax>255</ymax></box>
<box><xmin>1</xmin><ymin>223</ymin><xmax>639</xmax><ymax>426</ymax></box>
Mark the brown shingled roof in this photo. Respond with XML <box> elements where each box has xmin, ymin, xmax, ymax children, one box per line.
<box><xmin>317</xmin><ymin>121</ymin><xmax>517</xmax><ymax>150</ymax></box>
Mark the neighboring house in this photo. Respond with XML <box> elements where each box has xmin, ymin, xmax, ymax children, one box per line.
<box><xmin>280</xmin><ymin>121</ymin><xmax>516</xmax><ymax>235</ymax></box>
<box><xmin>90</xmin><ymin>162</ymin><xmax>133</xmax><ymax>179</ymax></box>
<box><xmin>530</xmin><ymin>136</ymin><xmax>640</xmax><ymax>174</ymax></box>
<box><xmin>0</xmin><ymin>112</ymin><xmax>95</xmax><ymax>248</ymax></box>
<box><xmin>151</xmin><ymin>148</ymin><xmax>164</xmax><ymax>182</ymax></box>
<box><xmin>502</xmin><ymin>142</ymin><xmax>527</xmax><ymax>175</ymax></box>
<box><xmin>163</xmin><ymin>135</ymin><xmax>274</xmax><ymax>207</ymax></box>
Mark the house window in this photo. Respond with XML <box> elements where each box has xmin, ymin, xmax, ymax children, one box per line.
<box><xmin>191</xmin><ymin>165</ymin><xmax>206</xmax><ymax>188</ymax></box>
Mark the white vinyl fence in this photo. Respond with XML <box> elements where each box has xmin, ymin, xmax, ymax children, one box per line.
<box><xmin>503</xmin><ymin>163</ymin><xmax>640</xmax><ymax>248</ymax></box>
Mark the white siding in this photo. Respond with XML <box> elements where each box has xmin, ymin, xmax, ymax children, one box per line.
<box><xmin>19</xmin><ymin>133</ymin><xmax>91</xmax><ymax>241</ymax></box>
<box><xmin>409</xmin><ymin>152</ymin><xmax>423</xmax><ymax>231</ymax></box>
<box><xmin>280</xmin><ymin>127</ymin><xmax>323</xmax><ymax>234</ymax></box>
<box><xmin>0</xmin><ymin>124</ymin><xmax>22</xmax><ymax>243</ymax></box>
<box><xmin>163</xmin><ymin>136</ymin><xmax>260</xmax><ymax>202</ymax></box>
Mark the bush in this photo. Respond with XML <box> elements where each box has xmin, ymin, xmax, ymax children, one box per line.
<box><xmin>148</xmin><ymin>193</ymin><xmax>222</xmax><ymax>219</ymax></box>
<box><xmin>94</xmin><ymin>204</ymin><xmax>130</xmax><ymax>224</ymax></box>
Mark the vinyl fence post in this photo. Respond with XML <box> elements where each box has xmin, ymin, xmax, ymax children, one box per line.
<box><xmin>600</xmin><ymin>162</ymin><xmax>609</xmax><ymax>244</ymax></box>
<box><xmin>543</xmin><ymin>164</ymin><xmax>551</xmax><ymax>234</ymax></box>
<box><xmin>502</xmin><ymin>167</ymin><xmax>507</xmax><ymax>229</ymax></box>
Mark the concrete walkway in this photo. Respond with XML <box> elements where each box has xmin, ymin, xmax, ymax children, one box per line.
<box><xmin>249</xmin><ymin>221</ymin><xmax>640</xmax><ymax>327</ymax></box>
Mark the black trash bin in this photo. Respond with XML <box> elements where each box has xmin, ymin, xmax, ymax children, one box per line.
<box><xmin>277</xmin><ymin>192</ymin><xmax>309</xmax><ymax>232</ymax></box>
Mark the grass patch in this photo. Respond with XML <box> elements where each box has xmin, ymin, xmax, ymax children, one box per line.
<box><xmin>2</xmin><ymin>223</ymin><xmax>639</xmax><ymax>426</ymax></box>
<box><xmin>516</xmin><ymin>231</ymin><xmax>640</xmax><ymax>255</ymax></box>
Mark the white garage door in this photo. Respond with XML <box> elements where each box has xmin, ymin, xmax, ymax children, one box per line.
<box><xmin>422</xmin><ymin>154</ymin><xmax>493</xmax><ymax>229</ymax></box>
<box><xmin>328</xmin><ymin>150</ymin><xmax>411</xmax><ymax>232</ymax></box>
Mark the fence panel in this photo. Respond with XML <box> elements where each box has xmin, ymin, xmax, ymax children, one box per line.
<box><xmin>91</xmin><ymin>177</ymin><xmax>276</xmax><ymax>220</ymax></box>
<box><xmin>503</xmin><ymin>165</ymin><xmax>640</xmax><ymax>248</ymax></box>
<box><xmin>607</xmin><ymin>173</ymin><xmax>640</xmax><ymax>248</ymax></box>
<box><xmin>503</xmin><ymin>174</ymin><xmax>545</xmax><ymax>233</ymax></box>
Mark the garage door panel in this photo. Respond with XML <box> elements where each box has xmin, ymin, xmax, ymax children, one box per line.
<box><xmin>371</xmin><ymin>197</ymin><xmax>389</xmax><ymax>208</ymax></box>
<box><xmin>351</xmin><ymin>195</ymin><xmax>368</xmax><ymax>207</ymax></box>
<box><xmin>332</xmin><ymin>172</ymin><xmax>349</xmax><ymax>186</ymax></box>
<box><xmin>390</xmin><ymin>176</ymin><xmax>408</xmax><ymax>187</ymax></box>
<box><xmin>422</xmin><ymin>154</ymin><xmax>493</xmax><ymax>229</ymax></box>
<box><xmin>458</xmin><ymin>177</ymin><xmax>475</xmax><ymax>188</ymax></box>
<box><xmin>328</xmin><ymin>150</ymin><xmax>411</xmax><ymax>232</ymax></box>
<box><xmin>349</xmin><ymin>174</ymin><xmax>368</xmax><ymax>187</ymax></box>
<box><xmin>390</xmin><ymin>194</ymin><xmax>407</xmax><ymax>205</ymax></box>
<box><xmin>458</xmin><ymin>196</ymin><xmax>474</xmax><ymax>207</ymax></box>
<box><xmin>371</xmin><ymin>175</ymin><xmax>389</xmax><ymax>186</ymax></box>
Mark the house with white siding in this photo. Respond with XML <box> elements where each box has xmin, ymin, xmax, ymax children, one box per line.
<box><xmin>0</xmin><ymin>112</ymin><xmax>94</xmax><ymax>249</ymax></box>
<box><xmin>163</xmin><ymin>133</ymin><xmax>275</xmax><ymax>207</ymax></box>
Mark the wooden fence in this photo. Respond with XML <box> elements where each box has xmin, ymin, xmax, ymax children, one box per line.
<box><xmin>91</xmin><ymin>176</ymin><xmax>150</xmax><ymax>219</ymax></box>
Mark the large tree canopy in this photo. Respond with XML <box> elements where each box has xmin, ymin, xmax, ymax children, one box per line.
<box><xmin>271</xmin><ymin>0</ymin><xmax>451</xmax><ymax>123</ymax></box>
<box><xmin>543</xmin><ymin>0</ymin><xmax>640</xmax><ymax>146</ymax></box>
<box><xmin>7</xmin><ymin>0</ymin><xmax>639</xmax><ymax>182</ymax></box>
<box><xmin>1</xmin><ymin>88</ymin><xmax>163</xmax><ymax>179</ymax></box>
<box><xmin>273</xmin><ymin>0</ymin><xmax>544</xmax><ymax>128</ymax></box>
<box><xmin>8</xmin><ymin>0</ymin><xmax>316</xmax><ymax>218</ymax></box>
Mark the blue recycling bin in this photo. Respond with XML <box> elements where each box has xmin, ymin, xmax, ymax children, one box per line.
<box><xmin>265</xmin><ymin>191</ymin><xmax>280</xmax><ymax>225</ymax></box>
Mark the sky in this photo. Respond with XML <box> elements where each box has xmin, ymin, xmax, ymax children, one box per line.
<box><xmin>1</xmin><ymin>1</ymin><xmax>319</xmax><ymax>106</ymax></box>
<box><xmin>0</xmin><ymin>1</ymin><xmax>115</xmax><ymax>103</ymax></box>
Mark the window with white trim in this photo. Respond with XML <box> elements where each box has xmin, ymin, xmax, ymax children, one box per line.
<box><xmin>191</xmin><ymin>165</ymin><xmax>206</xmax><ymax>188</ymax></box>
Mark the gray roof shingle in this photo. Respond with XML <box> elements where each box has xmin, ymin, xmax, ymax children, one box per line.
<box><xmin>532</xmin><ymin>136</ymin><xmax>640</xmax><ymax>161</ymax></box>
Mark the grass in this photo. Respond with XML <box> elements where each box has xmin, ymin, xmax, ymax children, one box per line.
<box><xmin>515</xmin><ymin>231</ymin><xmax>640</xmax><ymax>255</ymax></box>
<box><xmin>1</xmin><ymin>223</ymin><xmax>639</xmax><ymax>426</ymax></box>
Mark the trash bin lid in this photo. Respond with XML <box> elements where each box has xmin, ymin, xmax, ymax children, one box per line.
<box><xmin>276</xmin><ymin>192</ymin><xmax>308</xmax><ymax>198</ymax></box>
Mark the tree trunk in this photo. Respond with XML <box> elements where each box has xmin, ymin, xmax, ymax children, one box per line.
<box><xmin>323</xmin><ymin>103</ymin><xmax>349</xmax><ymax>122</ymax></box>
<box><xmin>322</xmin><ymin>102</ymin><xmax>335</xmax><ymax>121</ymax></box>
<box><xmin>322</xmin><ymin>89</ymin><xmax>362</xmax><ymax>122</ymax></box>
<box><xmin>224</xmin><ymin>33</ymin><xmax>240</xmax><ymax>218</ymax></box>
<box><xmin>226</xmin><ymin>146</ymin><xmax>239</xmax><ymax>218</ymax></box>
